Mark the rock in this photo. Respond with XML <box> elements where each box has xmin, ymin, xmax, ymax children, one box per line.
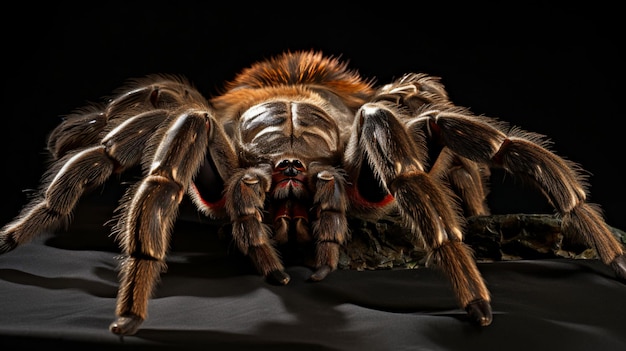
<box><xmin>339</xmin><ymin>214</ymin><xmax>626</xmax><ymax>270</ymax></box>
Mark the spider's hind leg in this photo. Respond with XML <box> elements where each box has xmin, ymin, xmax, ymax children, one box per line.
<box><xmin>499</xmin><ymin>132</ymin><xmax>626</xmax><ymax>281</ymax></box>
<box><xmin>0</xmin><ymin>75</ymin><xmax>200</xmax><ymax>254</ymax></box>
<box><xmin>375</xmin><ymin>73</ymin><xmax>492</xmax><ymax>218</ymax></box>
<box><xmin>426</xmin><ymin>108</ymin><xmax>626</xmax><ymax>281</ymax></box>
<box><xmin>344</xmin><ymin>102</ymin><xmax>493</xmax><ymax>326</ymax></box>
<box><xmin>0</xmin><ymin>106</ymin><xmax>168</xmax><ymax>253</ymax></box>
<box><xmin>0</xmin><ymin>146</ymin><xmax>115</xmax><ymax>252</ymax></box>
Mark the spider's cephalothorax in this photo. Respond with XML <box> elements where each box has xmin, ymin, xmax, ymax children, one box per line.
<box><xmin>1</xmin><ymin>51</ymin><xmax>625</xmax><ymax>335</ymax></box>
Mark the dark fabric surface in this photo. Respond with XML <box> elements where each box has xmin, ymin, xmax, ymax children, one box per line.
<box><xmin>1</xmin><ymin>217</ymin><xmax>626</xmax><ymax>351</ymax></box>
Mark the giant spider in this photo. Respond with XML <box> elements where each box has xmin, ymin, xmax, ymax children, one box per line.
<box><xmin>1</xmin><ymin>50</ymin><xmax>624</xmax><ymax>336</ymax></box>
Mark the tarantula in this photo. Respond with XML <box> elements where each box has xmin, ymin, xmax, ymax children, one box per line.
<box><xmin>1</xmin><ymin>51</ymin><xmax>625</xmax><ymax>336</ymax></box>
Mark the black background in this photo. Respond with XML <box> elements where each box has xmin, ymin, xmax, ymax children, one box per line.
<box><xmin>2</xmin><ymin>3</ymin><xmax>624</xmax><ymax>232</ymax></box>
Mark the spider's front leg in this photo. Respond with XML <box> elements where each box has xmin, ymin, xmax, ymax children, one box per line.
<box><xmin>224</xmin><ymin>163</ymin><xmax>291</xmax><ymax>285</ymax></box>
<box><xmin>307</xmin><ymin>163</ymin><xmax>349</xmax><ymax>281</ymax></box>
<box><xmin>109</xmin><ymin>108</ymin><xmax>217</xmax><ymax>335</ymax></box>
<box><xmin>265</xmin><ymin>159</ymin><xmax>348</xmax><ymax>282</ymax></box>
<box><xmin>344</xmin><ymin>102</ymin><xmax>493</xmax><ymax>326</ymax></box>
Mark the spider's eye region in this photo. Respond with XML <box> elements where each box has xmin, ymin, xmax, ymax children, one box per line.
<box><xmin>275</xmin><ymin>159</ymin><xmax>306</xmax><ymax>176</ymax></box>
<box><xmin>277</xmin><ymin>160</ymin><xmax>290</xmax><ymax>169</ymax></box>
